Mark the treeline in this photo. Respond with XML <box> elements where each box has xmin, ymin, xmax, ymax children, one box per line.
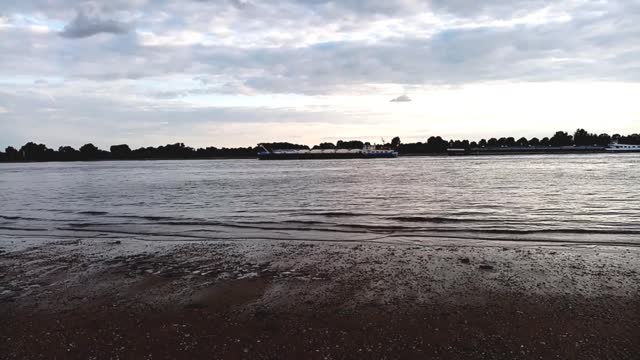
<box><xmin>0</xmin><ymin>143</ymin><xmax>258</xmax><ymax>162</ymax></box>
<box><xmin>1</xmin><ymin>129</ymin><xmax>639</xmax><ymax>162</ymax></box>
<box><xmin>400</xmin><ymin>129</ymin><xmax>640</xmax><ymax>153</ymax></box>
<box><xmin>262</xmin><ymin>140</ymin><xmax>374</xmax><ymax>151</ymax></box>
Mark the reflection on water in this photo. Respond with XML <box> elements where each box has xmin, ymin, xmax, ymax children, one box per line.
<box><xmin>1</xmin><ymin>154</ymin><xmax>639</xmax><ymax>246</ymax></box>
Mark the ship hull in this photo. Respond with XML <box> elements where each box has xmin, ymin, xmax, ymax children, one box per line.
<box><xmin>605</xmin><ymin>148</ymin><xmax>640</xmax><ymax>152</ymax></box>
<box><xmin>258</xmin><ymin>152</ymin><xmax>398</xmax><ymax>160</ymax></box>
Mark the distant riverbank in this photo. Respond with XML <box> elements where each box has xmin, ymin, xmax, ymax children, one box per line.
<box><xmin>446</xmin><ymin>145</ymin><xmax>609</xmax><ymax>156</ymax></box>
<box><xmin>403</xmin><ymin>146</ymin><xmax>616</xmax><ymax>157</ymax></box>
<box><xmin>2</xmin><ymin>128</ymin><xmax>639</xmax><ymax>163</ymax></box>
<box><xmin>3</xmin><ymin>147</ymin><xmax>638</xmax><ymax>164</ymax></box>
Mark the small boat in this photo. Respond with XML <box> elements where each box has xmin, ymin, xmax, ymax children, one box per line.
<box><xmin>257</xmin><ymin>144</ymin><xmax>398</xmax><ymax>160</ymax></box>
<box><xmin>605</xmin><ymin>142</ymin><xmax>640</xmax><ymax>152</ymax></box>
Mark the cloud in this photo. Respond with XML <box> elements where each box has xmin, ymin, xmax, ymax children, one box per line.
<box><xmin>59</xmin><ymin>11</ymin><xmax>131</xmax><ymax>38</ymax></box>
<box><xmin>390</xmin><ymin>94</ymin><xmax>411</xmax><ymax>102</ymax></box>
<box><xmin>428</xmin><ymin>0</ymin><xmax>552</xmax><ymax>18</ymax></box>
<box><xmin>2</xmin><ymin>0</ymin><xmax>637</xmax><ymax>93</ymax></box>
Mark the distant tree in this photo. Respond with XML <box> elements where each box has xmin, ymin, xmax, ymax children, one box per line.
<box><xmin>596</xmin><ymin>134</ymin><xmax>611</xmax><ymax>146</ymax></box>
<box><xmin>5</xmin><ymin>146</ymin><xmax>19</xmax><ymax>161</ymax></box>
<box><xmin>58</xmin><ymin>146</ymin><xmax>80</xmax><ymax>161</ymax></box>
<box><xmin>487</xmin><ymin>138</ymin><xmax>498</xmax><ymax>147</ymax></box>
<box><xmin>478</xmin><ymin>139</ymin><xmax>487</xmax><ymax>147</ymax></box>
<box><xmin>426</xmin><ymin>136</ymin><xmax>448</xmax><ymax>152</ymax></box>
<box><xmin>58</xmin><ymin>146</ymin><xmax>76</xmax><ymax>153</ymax></box>
<box><xmin>260</xmin><ymin>142</ymin><xmax>309</xmax><ymax>151</ymax></box>
<box><xmin>620</xmin><ymin>133</ymin><xmax>640</xmax><ymax>145</ymax></box>
<box><xmin>391</xmin><ymin>136</ymin><xmax>401</xmax><ymax>148</ymax></box>
<box><xmin>336</xmin><ymin>140</ymin><xmax>364</xmax><ymax>149</ymax></box>
<box><xmin>110</xmin><ymin>144</ymin><xmax>132</xmax><ymax>158</ymax></box>
<box><xmin>573</xmin><ymin>128</ymin><xmax>604</xmax><ymax>146</ymax></box>
<box><xmin>19</xmin><ymin>142</ymin><xmax>51</xmax><ymax>161</ymax></box>
<box><xmin>470</xmin><ymin>141</ymin><xmax>478</xmax><ymax>148</ymax></box>
<box><xmin>157</xmin><ymin>143</ymin><xmax>196</xmax><ymax>158</ymax></box>
<box><xmin>79</xmin><ymin>143</ymin><xmax>108</xmax><ymax>160</ymax></box>
<box><xmin>196</xmin><ymin>146</ymin><xmax>217</xmax><ymax>158</ymax></box>
<box><xmin>529</xmin><ymin>137</ymin><xmax>540</xmax><ymax>146</ymax></box>
<box><xmin>449</xmin><ymin>139</ymin><xmax>470</xmax><ymax>149</ymax></box>
<box><xmin>550</xmin><ymin>131</ymin><xmax>573</xmax><ymax>147</ymax></box>
<box><xmin>573</xmin><ymin>128</ymin><xmax>590</xmax><ymax>146</ymax></box>
<box><xmin>540</xmin><ymin>137</ymin><xmax>551</xmax><ymax>146</ymax></box>
<box><xmin>313</xmin><ymin>142</ymin><xmax>336</xmax><ymax>150</ymax></box>
<box><xmin>516</xmin><ymin>137</ymin><xmax>529</xmax><ymax>147</ymax></box>
<box><xmin>449</xmin><ymin>140</ymin><xmax>457</xmax><ymax>148</ymax></box>
<box><xmin>80</xmin><ymin>143</ymin><xmax>99</xmax><ymax>154</ymax></box>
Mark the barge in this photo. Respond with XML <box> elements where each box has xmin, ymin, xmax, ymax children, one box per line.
<box><xmin>257</xmin><ymin>144</ymin><xmax>398</xmax><ymax>160</ymax></box>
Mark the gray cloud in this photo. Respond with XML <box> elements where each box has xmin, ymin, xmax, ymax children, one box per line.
<box><xmin>428</xmin><ymin>0</ymin><xmax>552</xmax><ymax>18</ymax></box>
<box><xmin>390</xmin><ymin>95</ymin><xmax>411</xmax><ymax>102</ymax></box>
<box><xmin>3</xmin><ymin>2</ymin><xmax>640</xmax><ymax>93</ymax></box>
<box><xmin>59</xmin><ymin>11</ymin><xmax>132</xmax><ymax>38</ymax></box>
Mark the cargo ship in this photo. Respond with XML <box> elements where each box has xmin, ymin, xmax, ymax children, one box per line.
<box><xmin>257</xmin><ymin>144</ymin><xmax>398</xmax><ymax>160</ymax></box>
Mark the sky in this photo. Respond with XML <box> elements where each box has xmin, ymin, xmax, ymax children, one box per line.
<box><xmin>1</xmin><ymin>0</ymin><xmax>639</xmax><ymax>149</ymax></box>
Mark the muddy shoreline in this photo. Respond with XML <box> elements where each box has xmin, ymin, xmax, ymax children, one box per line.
<box><xmin>1</xmin><ymin>240</ymin><xmax>639</xmax><ymax>359</ymax></box>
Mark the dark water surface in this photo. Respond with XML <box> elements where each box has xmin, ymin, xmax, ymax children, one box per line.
<box><xmin>1</xmin><ymin>154</ymin><xmax>639</xmax><ymax>247</ymax></box>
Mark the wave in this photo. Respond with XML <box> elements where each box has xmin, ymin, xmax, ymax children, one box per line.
<box><xmin>104</xmin><ymin>214</ymin><xmax>180</xmax><ymax>221</ymax></box>
<box><xmin>297</xmin><ymin>211</ymin><xmax>371</xmax><ymax>218</ymax></box>
<box><xmin>44</xmin><ymin>225</ymin><xmax>640</xmax><ymax>248</ymax></box>
<box><xmin>0</xmin><ymin>214</ymin><xmax>56</xmax><ymax>221</ymax></box>
<box><xmin>0</xmin><ymin>226</ymin><xmax>48</xmax><ymax>232</ymax></box>
<box><xmin>77</xmin><ymin>211</ymin><xmax>109</xmax><ymax>216</ymax></box>
<box><xmin>388</xmin><ymin>216</ymin><xmax>492</xmax><ymax>223</ymax></box>
<box><xmin>61</xmin><ymin>218</ymin><xmax>640</xmax><ymax>237</ymax></box>
<box><xmin>0</xmin><ymin>215</ymin><xmax>22</xmax><ymax>220</ymax></box>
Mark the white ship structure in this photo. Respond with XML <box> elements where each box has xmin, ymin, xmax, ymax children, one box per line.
<box><xmin>606</xmin><ymin>142</ymin><xmax>640</xmax><ymax>152</ymax></box>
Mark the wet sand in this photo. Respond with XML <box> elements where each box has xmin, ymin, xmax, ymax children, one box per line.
<box><xmin>1</xmin><ymin>239</ymin><xmax>639</xmax><ymax>359</ymax></box>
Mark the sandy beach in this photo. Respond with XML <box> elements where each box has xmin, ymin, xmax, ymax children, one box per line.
<box><xmin>1</xmin><ymin>239</ymin><xmax>639</xmax><ymax>359</ymax></box>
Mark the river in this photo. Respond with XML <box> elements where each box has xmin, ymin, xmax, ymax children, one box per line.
<box><xmin>1</xmin><ymin>154</ymin><xmax>639</xmax><ymax>247</ymax></box>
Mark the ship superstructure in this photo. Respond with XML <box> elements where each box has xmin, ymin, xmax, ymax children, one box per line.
<box><xmin>606</xmin><ymin>142</ymin><xmax>640</xmax><ymax>152</ymax></box>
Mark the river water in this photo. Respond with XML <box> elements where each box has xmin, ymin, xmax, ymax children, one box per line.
<box><xmin>1</xmin><ymin>154</ymin><xmax>639</xmax><ymax>247</ymax></box>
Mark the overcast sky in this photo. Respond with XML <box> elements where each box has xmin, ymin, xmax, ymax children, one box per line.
<box><xmin>1</xmin><ymin>0</ymin><xmax>639</xmax><ymax>149</ymax></box>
